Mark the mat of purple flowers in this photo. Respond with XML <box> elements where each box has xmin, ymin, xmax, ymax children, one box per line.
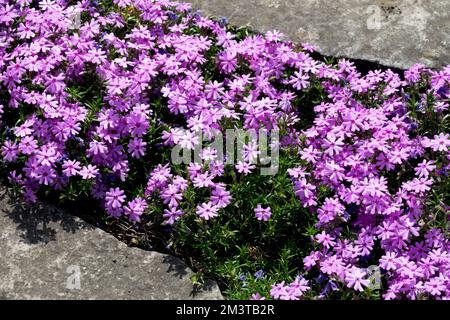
<box><xmin>0</xmin><ymin>0</ymin><xmax>449</xmax><ymax>300</ymax></box>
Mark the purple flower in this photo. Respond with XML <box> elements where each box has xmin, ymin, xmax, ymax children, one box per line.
<box><xmin>124</xmin><ymin>197</ymin><xmax>147</xmax><ymax>222</ymax></box>
<box><xmin>62</xmin><ymin>160</ymin><xmax>81</xmax><ymax>177</ymax></box>
<box><xmin>270</xmin><ymin>282</ymin><xmax>287</xmax><ymax>300</ymax></box>
<box><xmin>315</xmin><ymin>231</ymin><xmax>336</xmax><ymax>249</ymax></box>
<box><xmin>250</xmin><ymin>292</ymin><xmax>266</xmax><ymax>300</ymax></box>
<box><xmin>105</xmin><ymin>187</ymin><xmax>126</xmax><ymax>210</ymax></box>
<box><xmin>235</xmin><ymin>161</ymin><xmax>255</xmax><ymax>175</ymax></box>
<box><xmin>163</xmin><ymin>207</ymin><xmax>184</xmax><ymax>225</ymax></box>
<box><xmin>211</xmin><ymin>187</ymin><xmax>232</xmax><ymax>208</ymax></box>
<box><xmin>1</xmin><ymin>140</ymin><xmax>19</xmax><ymax>162</ymax></box>
<box><xmin>128</xmin><ymin>137</ymin><xmax>147</xmax><ymax>158</ymax></box>
<box><xmin>345</xmin><ymin>267</ymin><xmax>370</xmax><ymax>292</ymax></box>
<box><xmin>196</xmin><ymin>202</ymin><xmax>219</xmax><ymax>220</ymax></box>
<box><xmin>79</xmin><ymin>165</ymin><xmax>99</xmax><ymax>180</ymax></box>
<box><xmin>254</xmin><ymin>269</ymin><xmax>265</xmax><ymax>280</ymax></box>
<box><xmin>423</xmin><ymin>133</ymin><xmax>450</xmax><ymax>152</ymax></box>
<box><xmin>254</xmin><ymin>204</ymin><xmax>272</xmax><ymax>221</ymax></box>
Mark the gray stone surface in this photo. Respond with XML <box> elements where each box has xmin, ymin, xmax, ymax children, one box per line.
<box><xmin>0</xmin><ymin>189</ymin><xmax>222</xmax><ymax>300</ymax></box>
<box><xmin>187</xmin><ymin>0</ymin><xmax>449</xmax><ymax>69</ymax></box>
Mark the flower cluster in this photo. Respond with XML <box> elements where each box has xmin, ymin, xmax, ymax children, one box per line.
<box><xmin>270</xmin><ymin>276</ymin><xmax>311</xmax><ymax>300</ymax></box>
<box><xmin>285</xmin><ymin>63</ymin><xmax>450</xmax><ymax>299</ymax></box>
<box><xmin>0</xmin><ymin>0</ymin><xmax>448</xmax><ymax>300</ymax></box>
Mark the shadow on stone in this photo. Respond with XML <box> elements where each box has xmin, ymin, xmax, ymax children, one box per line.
<box><xmin>1</xmin><ymin>188</ymin><xmax>89</xmax><ymax>245</ymax></box>
<box><xmin>190</xmin><ymin>280</ymin><xmax>219</xmax><ymax>299</ymax></box>
<box><xmin>163</xmin><ymin>255</ymin><xmax>189</xmax><ymax>279</ymax></box>
<box><xmin>0</xmin><ymin>291</ymin><xmax>11</xmax><ymax>300</ymax></box>
<box><xmin>161</xmin><ymin>255</ymin><xmax>220</xmax><ymax>298</ymax></box>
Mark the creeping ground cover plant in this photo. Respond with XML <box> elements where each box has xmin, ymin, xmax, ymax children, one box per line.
<box><xmin>0</xmin><ymin>0</ymin><xmax>449</xmax><ymax>300</ymax></box>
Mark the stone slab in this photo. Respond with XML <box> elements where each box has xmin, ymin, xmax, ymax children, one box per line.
<box><xmin>187</xmin><ymin>0</ymin><xmax>450</xmax><ymax>69</ymax></box>
<box><xmin>0</xmin><ymin>189</ymin><xmax>222</xmax><ymax>300</ymax></box>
